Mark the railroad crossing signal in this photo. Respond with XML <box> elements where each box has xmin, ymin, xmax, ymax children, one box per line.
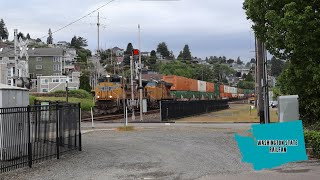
<box><xmin>132</xmin><ymin>49</ymin><xmax>139</xmax><ymax>55</ymax></box>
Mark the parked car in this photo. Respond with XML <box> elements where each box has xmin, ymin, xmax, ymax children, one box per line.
<box><xmin>270</xmin><ymin>101</ymin><xmax>278</xmax><ymax>108</ymax></box>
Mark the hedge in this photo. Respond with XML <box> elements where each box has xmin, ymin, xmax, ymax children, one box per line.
<box><xmin>304</xmin><ymin>130</ymin><xmax>320</xmax><ymax>158</ymax></box>
<box><xmin>31</xmin><ymin>89</ymin><xmax>93</xmax><ymax>99</ymax></box>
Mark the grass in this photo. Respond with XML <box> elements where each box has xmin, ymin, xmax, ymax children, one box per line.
<box><xmin>176</xmin><ymin>104</ymin><xmax>279</xmax><ymax>123</ymax></box>
<box><xmin>34</xmin><ymin>96</ymin><xmax>94</xmax><ymax>111</ymax></box>
<box><xmin>116</xmin><ymin>126</ymin><xmax>135</xmax><ymax>131</ymax></box>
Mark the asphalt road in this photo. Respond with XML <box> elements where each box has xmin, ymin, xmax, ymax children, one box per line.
<box><xmin>2</xmin><ymin>123</ymin><xmax>320</xmax><ymax>180</ymax></box>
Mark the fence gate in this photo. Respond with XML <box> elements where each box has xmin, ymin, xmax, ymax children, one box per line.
<box><xmin>0</xmin><ymin>103</ymin><xmax>81</xmax><ymax>173</ymax></box>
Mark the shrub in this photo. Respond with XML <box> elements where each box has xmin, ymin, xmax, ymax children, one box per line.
<box><xmin>29</xmin><ymin>96</ymin><xmax>37</xmax><ymax>105</ymax></box>
<box><xmin>305</xmin><ymin>130</ymin><xmax>320</xmax><ymax>158</ymax></box>
<box><xmin>68</xmin><ymin>89</ymin><xmax>92</xmax><ymax>99</ymax></box>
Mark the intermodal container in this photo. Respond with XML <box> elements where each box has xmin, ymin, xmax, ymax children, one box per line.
<box><xmin>198</xmin><ymin>80</ymin><xmax>207</xmax><ymax>92</ymax></box>
<box><xmin>189</xmin><ymin>79</ymin><xmax>198</xmax><ymax>91</ymax></box>
<box><xmin>224</xmin><ymin>85</ymin><xmax>228</xmax><ymax>93</ymax></box>
<box><xmin>206</xmin><ymin>82</ymin><xmax>214</xmax><ymax>93</ymax></box>
<box><xmin>163</xmin><ymin>75</ymin><xmax>189</xmax><ymax>91</ymax></box>
<box><xmin>220</xmin><ymin>84</ymin><xmax>224</xmax><ymax>93</ymax></box>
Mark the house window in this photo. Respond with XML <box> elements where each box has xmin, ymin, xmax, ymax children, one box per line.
<box><xmin>60</xmin><ymin>78</ymin><xmax>66</xmax><ymax>83</ymax></box>
<box><xmin>41</xmin><ymin>88</ymin><xmax>48</xmax><ymax>92</ymax></box>
<box><xmin>41</xmin><ymin>78</ymin><xmax>49</xmax><ymax>85</ymax></box>
<box><xmin>36</xmin><ymin>65</ymin><xmax>42</xmax><ymax>69</ymax></box>
<box><xmin>7</xmin><ymin>69</ymin><xmax>12</xmax><ymax>77</ymax></box>
<box><xmin>36</xmin><ymin>57</ymin><xmax>42</xmax><ymax>61</ymax></box>
<box><xmin>52</xmin><ymin>78</ymin><xmax>59</xmax><ymax>83</ymax></box>
<box><xmin>53</xmin><ymin>57</ymin><xmax>60</xmax><ymax>62</ymax></box>
<box><xmin>53</xmin><ymin>64</ymin><xmax>61</xmax><ymax>71</ymax></box>
<box><xmin>8</xmin><ymin>79</ymin><xmax>11</xmax><ymax>86</ymax></box>
<box><xmin>53</xmin><ymin>73</ymin><xmax>61</xmax><ymax>76</ymax></box>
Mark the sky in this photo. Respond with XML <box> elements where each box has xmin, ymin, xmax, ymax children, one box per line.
<box><xmin>0</xmin><ymin>0</ymin><xmax>256</xmax><ymax>61</ymax></box>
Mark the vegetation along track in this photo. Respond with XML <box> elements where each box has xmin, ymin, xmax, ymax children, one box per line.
<box><xmin>81</xmin><ymin>109</ymin><xmax>160</xmax><ymax>122</ymax></box>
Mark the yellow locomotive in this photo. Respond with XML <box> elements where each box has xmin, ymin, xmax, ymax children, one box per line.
<box><xmin>93</xmin><ymin>75</ymin><xmax>172</xmax><ymax>114</ymax></box>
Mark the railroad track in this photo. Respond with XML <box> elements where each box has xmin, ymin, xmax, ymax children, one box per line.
<box><xmin>81</xmin><ymin>109</ymin><xmax>160</xmax><ymax>122</ymax></box>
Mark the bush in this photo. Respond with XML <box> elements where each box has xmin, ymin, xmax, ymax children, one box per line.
<box><xmin>68</xmin><ymin>89</ymin><xmax>92</xmax><ymax>99</ymax></box>
<box><xmin>305</xmin><ymin>130</ymin><xmax>320</xmax><ymax>158</ymax></box>
<box><xmin>29</xmin><ymin>96</ymin><xmax>36</xmax><ymax>105</ymax></box>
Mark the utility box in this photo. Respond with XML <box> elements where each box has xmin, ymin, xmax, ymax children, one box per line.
<box><xmin>278</xmin><ymin>95</ymin><xmax>299</xmax><ymax>123</ymax></box>
<box><xmin>0</xmin><ymin>84</ymin><xmax>30</xmax><ymax>161</ymax></box>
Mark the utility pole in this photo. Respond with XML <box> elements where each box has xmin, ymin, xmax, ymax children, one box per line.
<box><xmin>256</xmin><ymin>37</ymin><xmax>265</xmax><ymax>124</ymax></box>
<box><xmin>97</xmin><ymin>12</ymin><xmax>100</xmax><ymax>54</ymax></box>
<box><xmin>254</xmin><ymin>36</ymin><xmax>258</xmax><ymax>108</ymax></box>
<box><xmin>138</xmin><ymin>24</ymin><xmax>143</xmax><ymax>121</ymax></box>
<box><xmin>263</xmin><ymin>43</ymin><xmax>270</xmax><ymax>123</ymax></box>
<box><xmin>130</xmin><ymin>52</ymin><xmax>135</xmax><ymax>121</ymax></box>
<box><xmin>14</xmin><ymin>29</ymin><xmax>18</xmax><ymax>86</ymax></box>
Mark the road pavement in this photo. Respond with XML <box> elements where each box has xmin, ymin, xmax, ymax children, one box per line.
<box><xmin>2</xmin><ymin>123</ymin><xmax>319</xmax><ymax>180</ymax></box>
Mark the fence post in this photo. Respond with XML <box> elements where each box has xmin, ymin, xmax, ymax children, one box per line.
<box><xmin>27</xmin><ymin>105</ymin><xmax>32</xmax><ymax>168</ymax></box>
<box><xmin>56</xmin><ymin>103</ymin><xmax>60</xmax><ymax>159</ymax></box>
<box><xmin>78</xmin><ymin>103</ymin><xmax>82</xmax><ymax>151</ymax></box>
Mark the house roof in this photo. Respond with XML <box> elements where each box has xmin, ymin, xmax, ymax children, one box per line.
<box><xmin>0</xmin><ymin>48</ymin><xmax>64</xmax><ymax>58</ymax></box>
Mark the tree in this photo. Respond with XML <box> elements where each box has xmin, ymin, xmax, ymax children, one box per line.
<box><xmin>250</xmin><ymin>58</ymin><xmax>256</xmax><ymax>63</ymax></box>
<box><xmin>156</xmin><ymin>42</ymin><xmax>170</xmax><ymax>59</ymax></box>
<box><xmin>47</xmin><ymin>28</ymin><xmax>53</xmax><ymax>44</ymax></box>
<box><xmin>177</xmin><ymin>51</ymin><xmax>183</xmax><ymax>60</ymax></box>
<box><xmin>182</xmin><ymin>44</ymin><xmax>192</xmax><ymax>60</ymax></box>
<box><xmin>26</xmin><ymin>33</ymin><xmax>31</xmax><ymax>40</ymax></box>
<box><xmin>227</xmin><ymin>58</ymin><xmax>235</xmax><ymax>64</ymax></box>
<box><xmin>270</xmin><ymin>56</ymin><xmax>284</xmax><ymax>77</ymax></box>
<box><xmin>236</xmin><ymin>57</ymin><xmax>243</xmax><ymax>65</ymax></box>
<box><xmin>245</xmin><ymin>72</ymin><xmax>254</xmax><ymax>82</ymax></box>
<box><xmin>148</xmin><ymin>50</ymin><xmax>157</xmax><ymax>69</ymax></box>
<box><xmin>36</xmin><ymin>38</ymin><xmax>42</xmax><ymax>42</ymax></box>
<box><xmin>79</xmin><ymin>71</ymin><xmax>91</xmax><ymax>92</ymax></box>
<box><xmin>0</xmin><ymin>19</ymin><xmax>9</xmax><ymax>41</ymax></box>
<box><xmin>70</xmin><ymin>36</ymin><xmax>88</xmax><ymax>49</ymax></box>
<box><xmin>243</xmin><ymin>0</ymin><xmax>320</xmax><ymax>125</ymax></box>
<box><xmin>205</xmin><ymin>57</ymin><xmax>209</xmax><ymax>62</ymax></box>
<box><xmin>123</xmin><ymin>43</ymin><xmax>134</xmax><ymax>66</ymax></box>
<box><xmin>242</xmin><ymin>73</ymin><xmax>247</xmax><ymax>79</ymax></box>
<box><xmin>17</xmin><ymin>32</ymin><xmax>25</xmax><ymax>40</ymax></box>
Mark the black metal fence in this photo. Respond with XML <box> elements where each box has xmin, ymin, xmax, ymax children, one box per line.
<box><xmin>0</xmin><ymin>103</ymin><xmax>81</xmax><ymax>173</ymax></box>
<box><xmin>160</xmin><ymin>100</ymin><xmax>229</xmax><ymax>121</ymax></box>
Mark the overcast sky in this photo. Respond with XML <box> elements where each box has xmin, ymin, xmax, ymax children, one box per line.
<box><xmin>1</xmin><ymin>0</ymin><xmax>256</xmax><ymax>61</ymax></box>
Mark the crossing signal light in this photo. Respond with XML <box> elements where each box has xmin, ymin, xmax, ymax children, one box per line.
<box><xmin>132</xmin><ymin>49</ymin><xmax>139</xmax><ymax>55</ymax></box>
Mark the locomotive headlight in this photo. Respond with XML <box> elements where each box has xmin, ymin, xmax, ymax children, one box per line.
<box><xmin>97</xmin><ymin>96</ymin><xmax>100</xmax><ymax>98</ymax></box>
<box><xmin>109</xmin><ymin>95</ymin><xmax>113</xmax><ymax>98</ymax></box>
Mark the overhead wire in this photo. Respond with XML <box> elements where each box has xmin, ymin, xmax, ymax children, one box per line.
<box><xmin>0</xmin><ymin>0</ymin><xmax>117</xmax><ymax>56</ymax></box>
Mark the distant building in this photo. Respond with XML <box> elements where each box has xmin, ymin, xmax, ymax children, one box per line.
<box><xmin>112</xmin><ymin>47</ymin><xmax>124</xmax><ymax>57</ymax></box>
<box><xmin>36</xmin><ymin>72</ymin><xmax>80</xmax><ymax>93</ymax></box>
<box><xmin>0</xmin><ymin>47</ymin><xmax>78</xmax><ymax>87</ymax></box>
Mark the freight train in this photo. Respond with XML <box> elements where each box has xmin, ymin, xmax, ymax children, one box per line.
<box><xmin>93</xmin><ymin>74</ymin><xmax>254</xmax><ymax>114</ymax></box>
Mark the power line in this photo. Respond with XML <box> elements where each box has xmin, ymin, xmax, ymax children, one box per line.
<box><xmin>0</xmin><ymin>0</ymin><xmax>117</xmax><ymax>56</ymax></box>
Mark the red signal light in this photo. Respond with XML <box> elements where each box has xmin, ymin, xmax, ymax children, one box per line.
<box><xmin>133</xmin><ymin>49</ymin><xmax>139</xmax><ymax>55</ymax></box>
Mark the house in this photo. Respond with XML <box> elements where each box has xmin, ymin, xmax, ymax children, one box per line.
<box><xmin>56</xmin><ymin>41</ymin><xmax>68</xmax><ymax>47</ymax></box>
<box><xmin>0</xmin><ymin>47</ymin><xmax>78</xmax><ymax>87</ymax></box>
<box><xmin>111</xmin><ymin>47</ymin><xmax>124</xmax><ymax>57</ymax></box>
<box><xmin>141</xmin><ymin>52</ymin><xmax>150</xmax><ymax>57</ymax></box>
<box><xmin>36</xmin><ymin>72</ymin><xmax>80</xmax><ymax>92</ymax></box>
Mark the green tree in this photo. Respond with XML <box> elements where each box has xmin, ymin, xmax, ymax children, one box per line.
<box><xmin>177</xmin><ymin>51</ymin><xmax>183</xmax><ymax>60</ymax></box>
<box><xmin>156</xmin><ymin>42</ymin><xmax>170</xmax><ymax>59</ymax></box>
<box><xmin>148</xmin><ymin>50</ymin><xmax>157</xmax><ymax>69</ymax></box>
<box><xmin>245</xmin><ymin>72</ymin><xmax>254</xmax><ymax>82</ymax></box>
<box><xmin>79</xmin><ymin>71</ymin><xmax>91</xmax><ymax>92</ymax></box>
<box><xmin>47</xmin><ymin>28</ymin><xmax>53</xmax><ymax>44</ymax></box>
<box><xmin>227</xmin><ymin>58</ymin><xmax>235</xmax><ymax>64</ymax></box>
<box><xmin>182</xmin><ymin>44</ymin><xmax>192</xmax><ymax>60</ymax></box>
<box><xmin>0</xmin><ymin>19</ymin><xmax>9</xmax><ymax>41</ymax></box>
<box><xmin>270</xmin><ymin>56</ymin><xmax>284</xmax><ymax>77</ymax></box>
<box><xmin>236</xmin><ymin>57</ymin><xmax>243</xmax><ymax>65</ymax></box>
<box><xmin>123</xmin><ymin>43</ymin><xmax>134</xmax><ymax>66</ymax></box>
<box><xmin>26</xmin><ymin>33</ymin><xmax>31</xmax><ymax>40</ymax></box>
<box><xmin>243</xmin><ymin>0</ymin><xmax>320</xmax><ymax>125</ymax></box>
<box><xmin>17</xmin><ymin>32</ymin><xmax>25</xmax><ymax>40</ymax></box>
<box><xmin>70</xmin><ymin>36</ymin><xmax>88</xmax><ymax>49</ymax></box>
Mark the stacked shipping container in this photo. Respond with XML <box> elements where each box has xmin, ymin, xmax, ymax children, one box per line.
<box><xmin>162</xmin><ymin>75</ymin><xmax>254</xmax><ymax>100</ymax></box>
